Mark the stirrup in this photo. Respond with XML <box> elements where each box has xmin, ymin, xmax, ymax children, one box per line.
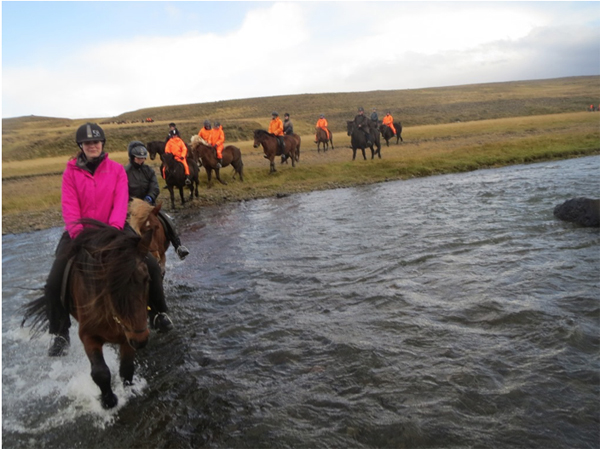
<box><xmin>153</xmin><ymin>312</ymin><xmax>173</xmax><ymax>333</ymax></box>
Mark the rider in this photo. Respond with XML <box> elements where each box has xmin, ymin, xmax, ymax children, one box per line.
<box><xmin>44</xmin><ymin>124</ymin><xmax>173</xmax><ymax>357</ymax></box>
<box><xmin>198</xmin><ymin>120</ymin><xmax>212</xmax><ymax>144</ymax></box>
<box><xmin>268</xmin><ymin>111</ymin><xmax>287</xmax><ymax>162</ymax></box>
<box><xmin>315</xmin><ymin>114</ymin><xmax>330</xmax><ymax>143</ymax></box>
<box><xmin>165</xmin><ymin>122</ymin><xmax>181</xmax><ymax>142</ymax></box>
<box><xmin>125</xmin><ymin>141</ymin><xmax>190</xmax><ymax>261</ymax></box>
<box><xmin>165</xmin><ymin>131</ymin><xmax>192</xmax><ymax>185</ymax></box>
<box><xmin>209</xmin><ymin>121</ymin><xmax>225</xmax><ymax>169</ymax></box>
<box><xmin>353</xmin><ymin>107</ymin><xmax>372</xmax><ymax>146</ymax></box>
<box><xmin>382</xmin><ymin>111</ymin><xmax>397</xmax><ymax>136</ymax></box>
<box><xmin>283</xmin><ymin>113</ymin><xmax>294</xmax><ymax>135</ymax></box>
<box><xmin>370</xmin><ymin>108</ymin><xmax>379</xmax><ymax>124</ymax></box>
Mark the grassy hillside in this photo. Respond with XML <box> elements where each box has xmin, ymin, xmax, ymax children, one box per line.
<box><xmin>3</xmin><ymin>76</ymin><xmax>599</xmax><ymax>162</ymax></box>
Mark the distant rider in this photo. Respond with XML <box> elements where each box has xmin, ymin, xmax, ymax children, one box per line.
<box><xmin>165</xmin><ymin>131</ymin><xmax>192</xmax><ymax>185</ymax></box>
<box><xmin>370</xmin><ymin>108</ymin><xmax>379</xmax><ymax>124</ymax></box>
<box><xmin>209</xmin><ymin>121</ymin><xmax>225</xmax><ymax>168</ymax></box>
<box><xmin>353</xmin><ymin>107</ymin><xmax>372</xmax><ymax>146</ymax></box>
<box><xmin>283</xmin><ymin>113</ymin><xmax>294</xmax><ymax>135</ymax></box>
<box><xmin>125</xmin><ymin>141</ymin><xmax>190</xmax><ymax>260</ymax></box>
<box><xmin>268</xmin><ymin>111</ymin><xmax>287</xmax><ymax>162</ymax></box>
<box><xmin>315</xmin><ymin>114</ymin><xmax>331</xmax><ymax>143</ymax></box>
<box><xmin>198</xmin><ymin>120</ymin><xmax>212</xmax><ymax>145</ymax></box>
<box><xmin>382</xmin><ymin>111</ymin><xmax>397</xmax><ymax>136</ymax></box>
<box><xmin>165</xmin><ymin>122</ymin><xmax>181</xmax><ymax>143</ymax></box>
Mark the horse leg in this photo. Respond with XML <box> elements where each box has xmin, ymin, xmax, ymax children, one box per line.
<box><xmin>84</xmin><ymin>342</ymin><xmax>118</xmax><ymax>409</ymax></box>
<box><xmin>270</xmin><ymin>158</ymin><xmax>276</xmax><ymax>173</ymax></box>
<box><xmin>362</xmin><ymin>148</ymin><xmax>367</xmax><ymax>160</ymax></box>
<box><xmin>169</xmin><ymin>187</ymin><xmax>176</xmax><ymax>210</ymax></box>
<box><xmin>119</xmin><ymin>344</ymin><xmax>136</xmax><ymax>386</ymax></box>
<box><xmin>215</xmin><ymin>168</ymin><xmax>227</xmax><ymax>185</ymax></box>
<box><xmin>330</xmin><ymin>136</ymin><xmax>334</xmax><ymax>150</ymax></box>
<box><xmin>352</xmin><ymin>148</ymin><xmax>357</xmax><ymax>161</ymax></box>
<box><xmin>178</xmin><ymin>186</ymin><xmax>185</xmax><ymax>206</ymax></box>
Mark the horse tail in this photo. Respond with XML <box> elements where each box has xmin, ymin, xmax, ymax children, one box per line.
<box><xmin>20</xmin><ymin>294</ymin><xmax>49</xmax><ymax>337</ymax></box>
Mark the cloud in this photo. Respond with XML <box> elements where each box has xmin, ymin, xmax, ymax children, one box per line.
<box><xmin>2</xmin><ymin>2</ymin><xmax>599</xmax><ymax>119</ymax></box>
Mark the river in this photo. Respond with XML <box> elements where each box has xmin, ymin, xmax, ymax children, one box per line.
<box><xmin>3</xmin><ymin>156</ymin><xmax>599</xmax><ymax>448</ymax></box>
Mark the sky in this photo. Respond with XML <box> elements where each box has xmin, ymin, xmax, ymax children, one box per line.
<box><xmin>2</xmin><ymin>1</ymin><xmax>599</xmax><ymax>119</ymax></box>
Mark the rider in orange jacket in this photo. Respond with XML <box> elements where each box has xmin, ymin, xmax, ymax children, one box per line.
<box><xmin>209</xmin><ymin>122</ymin><xmax>225</xmax><ymax>168</ymax></box>
<box><xmin>268</xmin><ymin>111</ymin><xmax>287</xmax><ymax>161</ymax></box>
<box><xmin>315</xmin><ymin>114</ymin><xmax>330</xmax><ymax>142</ymax></box>
<box><xmin>198</xmin><ymin>120</ymin><xmax>212</xmax><ymax>144</ymax></box>
<box><xmin>382</xmin><ymin>112</ymin><xmax>397</xmax><ymax>136</ymax></box>
<box><xmin>165</xmin><ymin>133</ymin><xmax>191</xmax><ymax>185</ymax></box>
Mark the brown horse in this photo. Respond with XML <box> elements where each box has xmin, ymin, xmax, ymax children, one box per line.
<box><xmin>253</xmin><ymin>129</ymin><xmax>298</xmax><ymax>173</ymax></box>
<box><xmin>379</xmin><ymin>122</ymin><xmax>403</xmax><ymax>146</ymax></box>
<box><xmin>315</xmin><ymin>128</ymin><xmax>334</xmax><ymax>152</ymax></box>
<box><xmin>129</xmin><ymin>198</ymin><xmax>169</xmax><ymax>276</ymax></box>
<box><xmin>21</xmin><ymin>220</ymin><xmax>153</xmax><ymax>409</ymax></box>
<box><xmin>190</xmin><ymin>136</ymin><xmax>244</xmax><ymax>187</ymax></box>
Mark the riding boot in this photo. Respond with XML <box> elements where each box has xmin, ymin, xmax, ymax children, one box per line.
<box><xmin>185</xmin><ymin>175</ymin><xmax>191</xmax><ymax>186</ymax></box>
<box><xmin>46</xmin><ymin>232</ymin><xmax>73</xmax><ymax>356</ymax></box>
<box><xmin>216</xmin><ymin>158</ymin><xmax>222</xmax><ymax>169</ymax></box>
<box><xmin>158</xmin><ymin>210</ymin><xmax>189</xmax><ymax>261</ymax></box>
<box><xmin>146</xmin><ymin>254</ymin><xmax>173</xmax><ymax>333</ymax></box>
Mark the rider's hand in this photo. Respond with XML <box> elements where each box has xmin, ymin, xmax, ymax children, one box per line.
<box><xmin>144</xmin><ymin>196</ymin><xmax>153</xmax><ymax>204</ymax></box>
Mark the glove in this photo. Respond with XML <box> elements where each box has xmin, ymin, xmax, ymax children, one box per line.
<box><xmin>144</xmin><ymin>196</ymin><xmax>154</xmax><ymax>204</ymax></box>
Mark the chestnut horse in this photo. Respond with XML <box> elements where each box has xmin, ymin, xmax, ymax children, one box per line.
<box><xmin>128</xmin><ymin>198</ymin><xmax>169</xmax><ymax>276</ymax></box>
<box><xmin>315</xmin><ymin>127</ymin><xmax>334</xmax><ymax>152</ymax></box>
<box><xmin>253</xmin><ymin>130</ymin><xmax>298</xmax><ymax>173</ymax></box>
<box><xmin>190</xmin><ymin>136</ymin><xmax>244</xmax><ymax>187</ymax></box>
<box><xmin>21</xmin><ymin>221</ymin><xmax>153</xmax><ymax>409</ymax></box>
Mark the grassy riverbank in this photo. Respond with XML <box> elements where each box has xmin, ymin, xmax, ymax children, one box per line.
<box><xmin>3</xmin><ymin>77</ymin><xmax>600</xmax><ymax>235</ymax></box>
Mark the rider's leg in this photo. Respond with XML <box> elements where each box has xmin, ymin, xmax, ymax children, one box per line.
<box><xmin>146</xmin><ymin>254</ymin><xmax>173</xmax><ymax>332</ymax></box>
<box><xmin>157</xmin><ymin>210</ymin><xmax>189</xmax><ymax>260</ymax></box>
<box><xmin>46</xmin><ymin>232</ymin><xmax>73</xmax><ymax>356</ymax></box>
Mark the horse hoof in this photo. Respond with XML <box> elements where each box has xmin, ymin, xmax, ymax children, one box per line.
<box><xmin>101</xmin><ymin>393</ymin><xmax>118</xmax><ymax>409</ymax></box>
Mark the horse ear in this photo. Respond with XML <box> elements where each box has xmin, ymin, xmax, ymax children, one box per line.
<box><xmin>154</xmin><ymin>202</ymin><xmax>162</xmax><ymax>214</ymax></box>
<box><xmin>138</xmin><ymin>228</ymin><xmax>153</xmax><ymax>256</ymax></box>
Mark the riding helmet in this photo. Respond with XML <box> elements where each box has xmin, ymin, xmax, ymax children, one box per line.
<box><xmin>128</xmin><ymin>141</ymin><xmax>148</xmax><ymax>160</ymax></box>
<box><xmin>214</xmin><ymin>121</ymin><xmax>221</xmax><ymax>128</ymax></box>
<box><xmin>358</xmin><ymin>107</ymin><xmax>364</xmax><ymax>112</ymax></box>
<box><xmin>169</xmin><ymin>122</ymin><xmax>176</xmax><ymax>127</ymax></box>
<box><xmin>204</xmin><ymin>119</ymin><xmax>211</xmax><ymax>127</ymax></box>
<box><xmin>272</xmin><ymin>111</ymin><xmax>279</xmax><ymax>117</ymax></box>
<box><xmin>75</xmin><ymin>123</ymin><xmax>106</xmax><ymax>145</ymax></box>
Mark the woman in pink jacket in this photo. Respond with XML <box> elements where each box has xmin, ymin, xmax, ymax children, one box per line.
<box><xmin>45</xmin><ymin>123</ymin><xmax>173</xmax><ymax>357</ymax></box>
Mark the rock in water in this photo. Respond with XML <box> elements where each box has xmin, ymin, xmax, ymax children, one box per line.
<box><xmin>553</xmin><ymin>197</ymin><xmax>600</xmax><ymax>227</ymax></box>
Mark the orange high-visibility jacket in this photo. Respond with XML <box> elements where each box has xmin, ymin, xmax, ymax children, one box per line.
<box><xmin>316</xmin><ymin>118</ymin><xmax>330</xmax><ymax>138</ymax></box>
<box><xmin>269</xmin><ymin>117</ymin><xmax>284</xmax><ymax>136</ymax></box>
<box><xmin>165</xmin><ymin>136</ymin><xmax>190</xmax><ymax>175</ymax></box>
<box><xmin>209</xmin><ymin>126</ymin><xmax>225</xmax><ymax>158</ymax></box>
<box><xmin>198</xmin><ymin>127</ymin><xmax>212</xmax><ymax>142</ymax></box>
<box><xmin>383</xmin><ymin>114</ymin><xmax>397</xmax><ymax>135</ymax></box>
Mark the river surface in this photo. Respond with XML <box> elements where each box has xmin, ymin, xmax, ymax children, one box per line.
<box><xmin>3</xmin><ymin>156</ymin><xmax>599</xmax><ymax>448</ymax></box>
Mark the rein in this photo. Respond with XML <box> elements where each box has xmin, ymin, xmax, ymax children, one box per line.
<box><xmin>113</xmin><ymin>315</ymin><xmax>148</xmax><ymax>334</ymax></box>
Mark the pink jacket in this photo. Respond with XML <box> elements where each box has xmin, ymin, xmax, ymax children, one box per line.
<box><xmin>61</xmin><ymin>153</ymin><xmax>129</xmax><ymax>238</ymax></box>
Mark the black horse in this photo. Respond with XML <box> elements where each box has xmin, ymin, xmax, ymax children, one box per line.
<box><xmin>146</xmin><ymin>141</ymin><xmax>165</xmax><ymax>160</ymax></box>
<box><xmin>160</xmin><ymin>152</ymin><xmax>199</xmax><ymax>209</ymax></box>
<box><xmin>346</xmin><ymin>120</ymin><xmax>381</xmax><ymax>160</ymax></box>
<box><xmin>380</xmin><ymin>122</ymin><xmax>403</xmax><ymax>146</ymax></box>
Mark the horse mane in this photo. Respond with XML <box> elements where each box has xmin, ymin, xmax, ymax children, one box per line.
<box><xmin>128</xmin><ymin>198</ymin><xmax>154</xmax><ymax>235</ymax></box>
<box><xmin>254</xmin><ymin>129</ymin><xmax>270</xmax><ymax>137</ymax></box>
<box><xmin>70</xmin><ymin>220</ymin><xmax>145</xmax><ymax>328</ymax></box>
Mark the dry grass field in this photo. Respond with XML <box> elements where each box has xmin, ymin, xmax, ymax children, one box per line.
<box><xmin>3</xmin><ymin>76</ymin><xmax>600</xmax><ymax>234</ymax></box>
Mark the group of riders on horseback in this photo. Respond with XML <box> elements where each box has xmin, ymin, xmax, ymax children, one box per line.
<box><xmin>31</xmin><ymin>123</ymin><xmax>191</xmax><ymax>357</ymax></box>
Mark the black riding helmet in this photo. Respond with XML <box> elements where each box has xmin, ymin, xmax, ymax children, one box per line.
<box><xmin>75</xmin><ymin>123</ymin><xmax>106</xmax><ymax>148</ymax></box>
<box><xmin>128</xmin><ymin>141</ymin><xmax>148</xmax><ymax>160</ymax></box>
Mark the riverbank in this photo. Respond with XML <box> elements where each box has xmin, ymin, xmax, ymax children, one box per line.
<box><xmin>3</xmin><ymin>112</ymin><xmax>599</xmax><ymax>235</ymax></box>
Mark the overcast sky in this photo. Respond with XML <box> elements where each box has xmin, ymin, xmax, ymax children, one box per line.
<box><xmin>3</xmin><ymin>1</ymin><xmax>599</xmax><ymax>119</ymax></box>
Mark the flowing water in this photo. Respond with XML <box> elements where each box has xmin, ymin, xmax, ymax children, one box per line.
<box><xmin>3</xmin><ymin>156</ymin><xmax>599</xmax><ymax>448</ymax></box>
